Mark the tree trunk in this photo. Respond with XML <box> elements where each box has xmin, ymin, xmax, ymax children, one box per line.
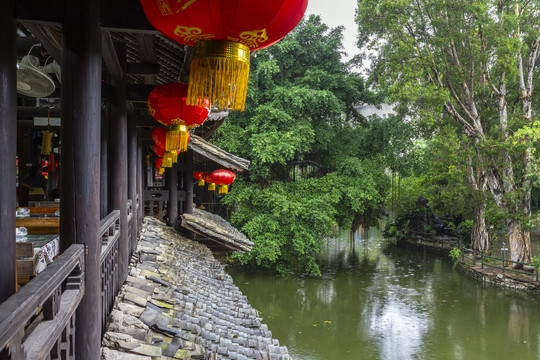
<box><xmin>506</xmin><ymin>218</ymin><xmax>531</xmax><ymax>268</ymax></box>
<box><xmin>471</xmin><ymin>203</ymin><xmax>489</xmax><ymax>253</ymax></box>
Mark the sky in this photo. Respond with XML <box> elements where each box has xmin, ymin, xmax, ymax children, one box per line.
<box><xmin>304</xmin><ymin>0</ymin><xmax>360</xmax><ymax>61</ymax></box>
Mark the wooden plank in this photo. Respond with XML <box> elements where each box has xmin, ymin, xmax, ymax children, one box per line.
<box><xmin>23</xmin><ymin>287</ymin><xmax>84</xmax><ymax>360</ymax></box>
<box><xmin>16</xmin><ymin>242</ymin><xmax>34</xmax><ymax>258</ymax></box>
<box><xmin>16</xmin><ymin>217</ymin><xmax>60</xmax><ymax>234</ymax></box>
<box><xmin>99</xmin><ymin>210</ymin><xmax>120</xmax><ymax>237</ymax></box>
<box><xmin>23</xmin><ymin>206</ymin><xmax>60</xmax><ymax>215</ymax></box>
<box><xmin>16</xmin><ymin>259</ymin><xmax>35</xmax><ymax>276</ymax></box>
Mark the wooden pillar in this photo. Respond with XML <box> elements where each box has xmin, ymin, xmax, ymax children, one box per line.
<box><xmin>108</xmin><ymin>43</ymin><xmax>129</xmax><ymax>285</ymax></box>
<box><xmin>137</xmin><ymin>129</ymin><xmax>144</xmax><ymax>227</ymax></box>
<box><xmin>183</xmin><ymin>150</ymin><xmax>194</xmax><ymax>215</ymax></box>
<box><xmin>128</xmin><ymin>112</ymin><xmax>137</xmax><ymax>250</ymax></box>
<box><xmin>61</xmin><ymin>0</ymin><xmax>102</xmax><ymax>357</ymax></box>
<box><xmin>0</xmin><ymin>0</ymin><xmax>17</xmax><ymax>303</ymax></box>
<box><xmin>166</xmin><ymin>164</ymin><xmax>178</xmax><ymax>226</ymax></box>
<box><xmin>100</xmin><ymin>109</ymin><xmax>108</xmax><ymax>219</ymax></box>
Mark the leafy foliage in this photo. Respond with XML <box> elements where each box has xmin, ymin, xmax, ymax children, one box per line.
<box><xmin>213</xmin><ymin>16</ymin><xmax>397</xmax><ymax>275</ymax></box>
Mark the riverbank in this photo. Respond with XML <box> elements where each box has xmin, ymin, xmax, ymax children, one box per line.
<box><xmin>397</xmin><ymin>236</ymin><xmax>540</xmax><ymax>294</ymax></box>
<box><xmin>101</xmin><ymin>217</ymin><xmax>291</xmax><ymax>359</ymax></box>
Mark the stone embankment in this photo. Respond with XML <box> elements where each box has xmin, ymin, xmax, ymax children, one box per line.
<box><xmin>101</xmin><ymin>217</ymin><xmax>292</xmax><ymax>360</ymax></box>
<box><xmin>398</xmin><ymin>237</ymin><xmax>540</xmax><ymax>294</ymax></box>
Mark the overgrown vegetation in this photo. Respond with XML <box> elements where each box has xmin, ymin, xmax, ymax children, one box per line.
<box><xmin>214</xmin><ymin>16</ymin><xmax>400</xmax><ymax>275</ymax></box>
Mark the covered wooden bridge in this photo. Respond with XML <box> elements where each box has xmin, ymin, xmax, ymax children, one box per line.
<box><xmin>0</xmin><ymin>1</ymin><xmax>251</xmax><ymax>359</ymax></box>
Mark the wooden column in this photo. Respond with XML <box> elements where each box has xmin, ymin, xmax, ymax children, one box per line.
<box><xmin>137</xmin><ymin>129</ymin><xmax>144</xmax><ymax>227</ymax></box>
<box><xmin>0</xmin><ymin>0</ymin><xmax>17</xmax><ymax>303</ymax></box>
<box><xmin>128</xmin><ymin>112</ymin><xmax>138</xmax><ymax>250</ymax></box>
<box><xmin>100</xmin><ymin>109</ymin><xmax>109</xmax><ymax>219</ymax></box>
<box><xmin>61</xmin><ymin>0</ymin><xmax>102</xmax><ymax>358</ymax></box>
<box><xmin>166</xmin><ymin>164</ymin><xmax>178</xmax><ymax>226</ymax></box>
<box><xmin>108</xmin><ymin>43</ymin><xmax>129</xmax><ymax>285</ymax></box>
<box><xmin>183</xmin><ymin>150</ymin><xmax>194</xmax><ymax>215</ymax></box>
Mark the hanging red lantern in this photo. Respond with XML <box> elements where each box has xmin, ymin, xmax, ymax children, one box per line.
<box><xmin>140</xmin><ymin>0</ymin><xmax>308</xmax><ymax>111</ymax></box>
<box><xmin>155</xmin><ymin>157</ymin><xmax>163</xmax><ymax>169</ymax></box>
<box><xmin>148</xmin><ymin>82</ymin><xmax>209</xmax><ymax>152</ymax></box>
<box><xmin>202</xmin><ymin>172</ymin><xmax>216</xmax><ymax>191</ymax></box>
<box><xmin>193</xmin><ymin>172</ymin><xmax>206</xmax><ymax>186</ymax></box>
<box><xmin>212</xmin><ymin>169</ymin><xmax>236</xmax><ymax>194</ymax></box>
<box><xmin>152</xmin><ymin>127</ymin><xmax>186</xmax><ymax>167</ymax></box>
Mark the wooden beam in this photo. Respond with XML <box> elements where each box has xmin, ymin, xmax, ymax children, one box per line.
<box><xmin>0</xmin><ymin>0</ymin><xmax>17</xmax><ymax>304</ymax></box>
<box><xmin>17</xmin><ymin>0</ymin><xmax>156</xmax><ymax>33</ymax></box>
<box><xmin>136</xmin><ymin>34</ymin><xmax>157</xmax><ymax>84</ymax></box>
<box><xmin>126</xmin><ymin>62</ymin><xmax>160</xmax><ymax>75</ymax></box>
<box><xmin>21</xmin><ymin>22</ymin><xmax>62</xmax><ymax>64</ymax></box>
<box><xmin>102</xmin><ymin>30</ymin><xmax>122</xmax><ymax>81</ymax></box>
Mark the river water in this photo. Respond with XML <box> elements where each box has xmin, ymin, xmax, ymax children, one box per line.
<box><xmin>226</xmin><ymin>228</ymin><xmax>540</xmax><ymax>360</ymax></box>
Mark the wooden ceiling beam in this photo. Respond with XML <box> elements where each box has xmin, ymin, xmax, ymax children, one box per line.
<box><xmin>17</xmin><ymin>0</ymin><xmax>156</xmax><ymax>34</ymax></box>
<box><xmin>101</xmin><ymin>30</ymin><xmax>123</xmax><ymax>81</ymax></box>
<box><xmin>20</xmin><ymin>22</ymin><xmax>62</xmax><ymax>64</ymax></box>
<box><xmin>126</xmin><ymin>62</ymin><xmax>160</xmax><ymax>75</ymax></box>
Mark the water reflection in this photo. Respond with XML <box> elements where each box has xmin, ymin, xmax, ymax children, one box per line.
<box><xmin>227</xmin><ymin>228</ymin><xmax>540</xmax><ymax>360</ymax></box>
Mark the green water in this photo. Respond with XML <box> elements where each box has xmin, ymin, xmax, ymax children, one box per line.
<box><xmin>226</xmin><ymin>229</ymin><xmax>540</xmax><ymax>360</ymax></box>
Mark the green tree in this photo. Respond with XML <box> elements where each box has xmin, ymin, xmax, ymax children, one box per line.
<box><xmin>357</xmin><ymin>0</ymin><xmax>540</xmax><ymax>265</ymax></box>
<box><xmin>214</xmin><ymin>16</ymin><xmax>390</xmax><ymax>274</ymax></box>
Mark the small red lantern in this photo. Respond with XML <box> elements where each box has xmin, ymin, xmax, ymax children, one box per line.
<box><xmin>148</xmin><ymin>82</ymin><xmax>209</xmax><ymax>152</ymax></box>
<box><xmin>140</xmin><ymin>0</ymin><xmax>308</xmax><ymax>111</ymax></box>
<box><xmin>155</xmin><ymin>157</ymin><xmax>163</xmax><ymax>169</ymax></box>
<box><xmin>193</xmin><ymin>172</ymin><xmax>206</xmax><ymax>186</ymax></box>
<box><xmin>212</xmin><ymin>169</ymin><xmax>236</xmax><ymax>194</ymax></box>
<box><xmin>202</xmin><ymin>172</ymin><xmax>216</xmax><ymax>191</ymax></box>
<box><xmin>153</xmin><ymin>127</ymin><xmax>187</xmax><ymax>167</ymax></box>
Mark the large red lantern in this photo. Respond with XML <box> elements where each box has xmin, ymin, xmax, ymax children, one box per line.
<box><xmin>148</xmin><ymin>82</ymin><xmax>209</xmax><ymax>152</ymax></box>
<box><xmin>140</xmin><ymin>0</ymin><xmax>308</xmax><ymax>111</ymax></box>
<box><xmin>212</xmin><ymin>169</ymin><xmax>236</xmax><ymax>194</ymax></box>
<box><xmin>155</xmin><ymin>157</ymin><xmax>163</xmax><ymax>169</ymax></box>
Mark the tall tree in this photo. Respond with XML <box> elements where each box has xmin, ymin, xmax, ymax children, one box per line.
<box><xmin>215</xmin><ymin>16</ymin><xmax>389</xmax><ymax>274</ymax></box>
<box><xmin>357</xmin><ymin>0</ymin><xmax>540</xmax><ymax>264</ymax></box>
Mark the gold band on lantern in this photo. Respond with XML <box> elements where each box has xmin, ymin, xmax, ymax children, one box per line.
<box><xmin>188</xmin><ymin>40</ymin><xmax>251</xmax><ymax>111</ymax></box>
<box><xmin>193</xmin><ymin>40</ymin><xmax>250</xmax><ymax>63</ymax></box>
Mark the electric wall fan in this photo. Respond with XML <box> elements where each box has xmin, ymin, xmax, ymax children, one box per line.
<box><xmin>17</xmin><ymin>55</ymin><xmax>56</xmax><ymax>98</ymax></box>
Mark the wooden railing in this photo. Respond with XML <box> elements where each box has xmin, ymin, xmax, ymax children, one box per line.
<box><xmin>143</xmin><ymin>190</ymin><xmax>186</xmax><ymax>221</ymax></box>
<box><xmin>144</xmin><ymin>190</ymin><xmax>168</xmax><ymax>221</ymax></box>
<box><xmin>99</xmin><ymin>210</ymin><xmax>121</xmax><ymax>334</ymax></box>
<box><xmin>0</xmin><ymin>245</ymin><xmax>85</xmax><ymax>359</ymax></box>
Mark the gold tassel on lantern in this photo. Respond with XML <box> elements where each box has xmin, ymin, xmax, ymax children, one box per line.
<box><xmin>208</xmin><ymin>182</ymin><xmax>216</xmax><ymax>191</ymax></box>
<box><xmin>218</xmin><ymin>185</ymin><xmax>228</xmax><ymax>194</ymax></box>
<box><xmin>145</xmin><ymin>154</ymin><xmax>150</xmax><ymax>168</ymax></box>
<box><xmin>158</xmin><ymin>167</ymin><xmax>165</xmax><ymax>175</ymax></box>
<box><xmin>188</xmin><ymin>40</ymin><xmax>250</xmax><ymax>111</ymax></box>
<box><xmin>166</xmin><ymin>124</ymin><xmax>189</xmax><ymax>152</ymax></box>
<box><xmin>41</xmin><ymin>131</ymin><xmax>53</xmax><ymax>155</ymax></box>
<box><xmin>198</xmin><ymin>179</ymin><xmax>205</xmax><ymax>186</ymax></box>
<box><xmin>163</xmin><ymin>153</ymin><xmax>174</xmax><ymax>168</ymax></box>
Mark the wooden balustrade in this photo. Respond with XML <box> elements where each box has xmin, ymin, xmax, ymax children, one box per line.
<box><xmin>0</xmin><ymin>245</ymin><xmax>85</xmax><ymax>359</ymax></box>
<box><xmin>144</xmin><ymin>190</ymin><xmax>186</xmax><ymax>222</ymax></box>
<box><xmin>0</xmin><ymin>196</ymin><xmax>143</xmax><ymax>359</ymax></box>
<box><xmin>99</xmin><ymin>210</ymin><xmax>121</xmax><ymax>334</ymax></box>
